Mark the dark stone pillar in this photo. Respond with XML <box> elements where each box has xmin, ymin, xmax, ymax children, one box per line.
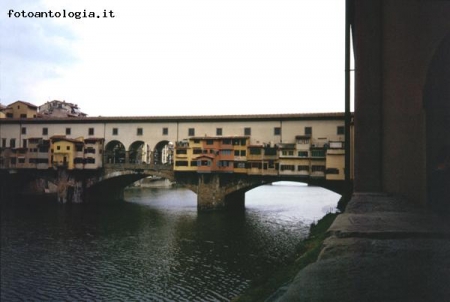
<box><xmin>197</xmin><ymin>174</ymin><xmax>226</xmax><ymax>211</ymax></box>
<box><xmin>353</xmin><ymin>0</ymin><xmax>383</xmax><ymax>192</ymax></box>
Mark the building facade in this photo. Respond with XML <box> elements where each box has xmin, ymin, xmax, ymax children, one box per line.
<box><xmin>1</xmin><ymin>113</ymin><xmax>353</xmax><ymax>181</ymax></box>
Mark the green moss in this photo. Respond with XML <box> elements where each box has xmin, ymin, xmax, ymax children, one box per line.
<box><xmin>232</xmin><ymin>213</ymin><xmax>338</xmax><ymax>302</ymax></box>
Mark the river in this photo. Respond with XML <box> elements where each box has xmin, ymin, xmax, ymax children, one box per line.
<box><xmin>1</xmin><ymin>182</ymin><xmax>340</xmax><ymax>301</ymax></box>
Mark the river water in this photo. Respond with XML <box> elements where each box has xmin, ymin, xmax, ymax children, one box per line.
<box><xmin>1</xmin><ymin>182</ymin><xmax>340</xmax><ymax>301</ymax></box>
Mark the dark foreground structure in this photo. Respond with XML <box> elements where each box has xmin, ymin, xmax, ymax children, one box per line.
<box><xmin>277</xmin><ymin>1</ymin><xmax>450</xmax><ymax>301</ymax></box>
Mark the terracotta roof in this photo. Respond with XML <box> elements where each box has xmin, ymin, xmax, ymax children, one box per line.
<box><xmin>7</xmin><ymin>100</ymin><xmax>38</xmax><ymax>109</ymax></box>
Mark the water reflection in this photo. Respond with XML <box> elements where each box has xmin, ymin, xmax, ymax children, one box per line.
<box><xmin>1</xmin><ymin>183</ymin><xmax>340</xmax><ymax>301</ymax></box>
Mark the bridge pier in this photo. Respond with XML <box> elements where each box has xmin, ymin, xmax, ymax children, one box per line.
<box><xmin>197</xmin><ymin>174</ymin><xmax>227</xmax><ymax>210</ymax></box>
<box><xmin>196</xmin><ymin>174</ymin><xmax>247</xmax><ymax>211</ymax></box>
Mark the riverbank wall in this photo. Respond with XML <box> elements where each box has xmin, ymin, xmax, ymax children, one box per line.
<box><xmin>277</xmin><ymin>193</ymin><xmax>450</xmax><ymax>301</ymax></box>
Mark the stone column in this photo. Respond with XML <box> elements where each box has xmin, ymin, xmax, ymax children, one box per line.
<box><xmin>197</xmin><ymin>174</ymin><xmax>226</xmax><ymax>210</ymax></box>
<box><xmin>353</xmin><ymin>0</ymin><xmax>383</xmax><ymax>192</ymax></box>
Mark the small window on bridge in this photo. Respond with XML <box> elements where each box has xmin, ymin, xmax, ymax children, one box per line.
<box><xmin>305</xmin><ymin>127</ymin><xmax>312</xmax><ymax>135</ymax></box>
<box><xmin>188</xmin><ymin>128</ymin><xmax>195</xmax><ymax>136</ymax></box>
<box><xmin>280</xmin><ymin>165</ymin><xmax>295</xmax><ymax>171</ymax></box>
<box><xmin>216</xmin><ymin>128</ymin><xmax>222</xmax><ymax>136</ymax></box>
<box><xmin>326</xmin><ymin>168</ymin><xmax>340</xmax><ymax>174</ymax></box>
<box><xmin>162</xmin><ymin>127</ymin><xmax>168</xmax><ymax>135</ymax></box>
<box><xmin>137</xmin><ymin>128</ymin><xmax>143</xmax><ymax>136</ymax></box>
<box><xmin>274</xmin><ymin>127</ymin><xmax>281</xmax><ymax>136</ymax></box>
<box><xmin>88</xmin><ymin>128</ymin><xmax>94</xmax><ymax>136</ymax></box>
<box><xmin>244</xmin><ymin>127</ymin><xmax>251</xmax><ymax>136</ymax></box>
<box><xmin>112</xmin><ymin>128</ymin><xmax>118</xmax><ymax>135</ymax></box>
<box><xmin>175</xmin><ymin>161</ymin><xmax>188</xmax><ymax>166</ymax></box>
<box><xmin>298</xmin><ymin>151</ymin><xmax>308</xmax><ymax>157</ymax></box>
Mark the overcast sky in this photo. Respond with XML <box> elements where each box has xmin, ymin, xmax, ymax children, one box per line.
<box><xmin>1</xmin><ymin>0</ymin><xmax>349</xmax><ymax>117</ymax></box>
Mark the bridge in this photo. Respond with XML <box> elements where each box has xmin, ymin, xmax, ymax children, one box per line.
<box><xmin>0</xmin><ymin>162</ymin><xmax>347</xmax><ymax>210</ymax></box>
<box><xmin>0</xmin><ymin>112</ymin><xmax>352</xmax><ymax>210</ymax></box>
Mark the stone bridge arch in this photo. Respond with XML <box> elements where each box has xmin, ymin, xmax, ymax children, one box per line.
<box><xmin>85</xmin><ymin>169</ymin><xmax>176</xmax><ymax>202</ymax></box>
<box><xmin>175</xmin><ymin>173</ymin><xmax>345</xmax><ymax>211</ymax></box>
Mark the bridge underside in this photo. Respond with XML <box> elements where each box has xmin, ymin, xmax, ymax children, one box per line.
<box><xmin>175</xmin><ymin>172</ymin><xmax>347</xmax><ymax>211</ymax></box>
<box><xmin>1</xmin><ymin>169</ymin><xmax>348</xmax><ymax>211</ymax></box>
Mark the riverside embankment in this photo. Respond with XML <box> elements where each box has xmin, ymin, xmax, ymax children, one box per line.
<box><xmin>277</xmin><ymin>193</ymin><xmax>450</xmax><ymax>302</ymax></box>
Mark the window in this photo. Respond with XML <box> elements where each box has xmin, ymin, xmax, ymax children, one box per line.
<box><xmin>21</xmin><ymin>127</ymin><xmax>26</xmax><ymax>135</ymax></box>
<box><xmin>57</xmin><ymin>146</ymin><xmax>61</xmax><ymax>150</ymax></box>
<box><xmin>234</xmin><ymin>162</ymin><xmax>246</xmax><ymax>169</ymax></box>
<box><xmin>337</xmin><ymin>126</ymin><xmax>345</xmax><ymax>135</ymax></box>
<box><xmin>206</xmin><ymin>140</ymin><xmax>213</xmax><ymax>145</ymax></box>
<box><xmin>274</xmin><ymin>127</ymin><xmax>281</xmax><ymax>135</ymax></box>
<box><xmin>162</xmin><ymin>127</ymin><xmax>168</xmax><ymax>135</ymax></box>
<box><xmin>264</xmin><ymin>147</ymin><xmax>277</xmax><ymax>156</ymax></box>
<box><xmin>42</xmin><ymin>128</ymin><xmax>48</xmax><ymax>135</ymax></box>
<box><xmin>10</xmin><ymin>139</ymin><xmax>16</xmax><ymax>148</ymax></box>
<box><xmin>22</xmin><ymin>139</ymin><xmax>27</xmax><ymax>148</ymax></box>
<box><xmin>188</xmin><ymin>128</ymin><xmax>195</xmax><ymax>136</ymax></box>
<box><xmin>137</xmin><ymin>128</ymin><xmax>143</xmax><ymax>136</ymax></box>
<box><xmin>199</xmin><ymin>160</ymin><xmax>211</xmax><ymax>166</ymax></box>
<box><xmin>193</xmin><ymin>149</ymin><xmax>202</xmax><ymax>154</ymax></box>
<box><xmin>66</xmin><ymin>128</ymin><xmax>71</xmax><ymax>135</ymax></box>
<box><xmin>298</xmin><ymin>165</ymin><xmax>309</xmax><ymax>172</ymax></box>
<box><xmin>298</xmin><ymin>151</ymin><xmax>309</xmax><ymax>157</ymax></box>
<box><xmin>76</xmin><ymin>145</ymin><xmax>84</xmax><ymax>152</ymax></box>
<box><xmin>326</xmin><ymin>168</ymin><xmax>340</xmax><ymax>174</ymax></box>
<box><xmin>216</xmin><ymin>128</ymin><xmax>223</xmax><ymax>136</ymax></box>
<box><xmin>280</xmin><ymin>165</ymin><xmax>295</xmax><ymax>171</ymax></box>
<box><xmin>222</xmin><ymin>139</ymin><xmax>231</xmax><ymax>145</ymax></box>
<box><xmin>175</xmin><ymin>161</ymin><xmax>189</xmax><ymax>167</ymax></box>
<box><xmin>220</xmin><ymin>150</ymin><xmax>232</xmax><ymax>155</ymax></box>
<box><xmin>176</xmin><ymin>149</ymin><xmax>187</xmax><ymax>155</ymax></box>
<box><xmin>244</xmin><ymin>127</ymin><xmax>251</xmax><ymax>136</ymax></box>
<box><xmin>311</xmin><ymin>150</ymin><xmax>325</xmax><ymax>157</ymax></box>
<box><xmin>88</xmin><ymin>128</ymin><xmax>94</xmax><ymax>136</ymax></box>
<box><xmin>112</xmin><ymin>128</ymin><xmax>118</xmax><ymax>135</ymax></box>
<box><xmin>312</xmin><ymin>165</ymin><xmax>325</xmax><ymax>172</ymax></box>
<box><xmin>305</xmin><ymin>127</ymin><xmax>312</xmax><ymax>135</ymax></box>
<box><xmin>20</xmin><ymin>114</ymin><xmax>27</xmax><ymax>118</ymax></box>
<box><xmin>234</xmin><ymin>150</ymin><xmax>246</xmax><ymax>156</ymax></box>
<box><xmin>250</xmin><ymin>148</ymin><xmax>262</xmax><ymax>155</ymax></box>
<box><xmin>2</xmin><ymin>138</ymin><xmax>6</xmax><ymax>148</ymax></box>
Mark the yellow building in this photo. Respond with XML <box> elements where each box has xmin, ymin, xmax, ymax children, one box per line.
<box><xmin>326</xmin><ymin>141</ymin><xmax>345</xmax><ymax>181</ymax></box>
<box><xmin>3</xmin><ymin>101</ymin><xmax>38</xmax><ymax>118</ymax></box>
<box><xmin>50</xmin><ymin>136</ymin><xmax>84</xmax><ymax>170</ymax></box>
